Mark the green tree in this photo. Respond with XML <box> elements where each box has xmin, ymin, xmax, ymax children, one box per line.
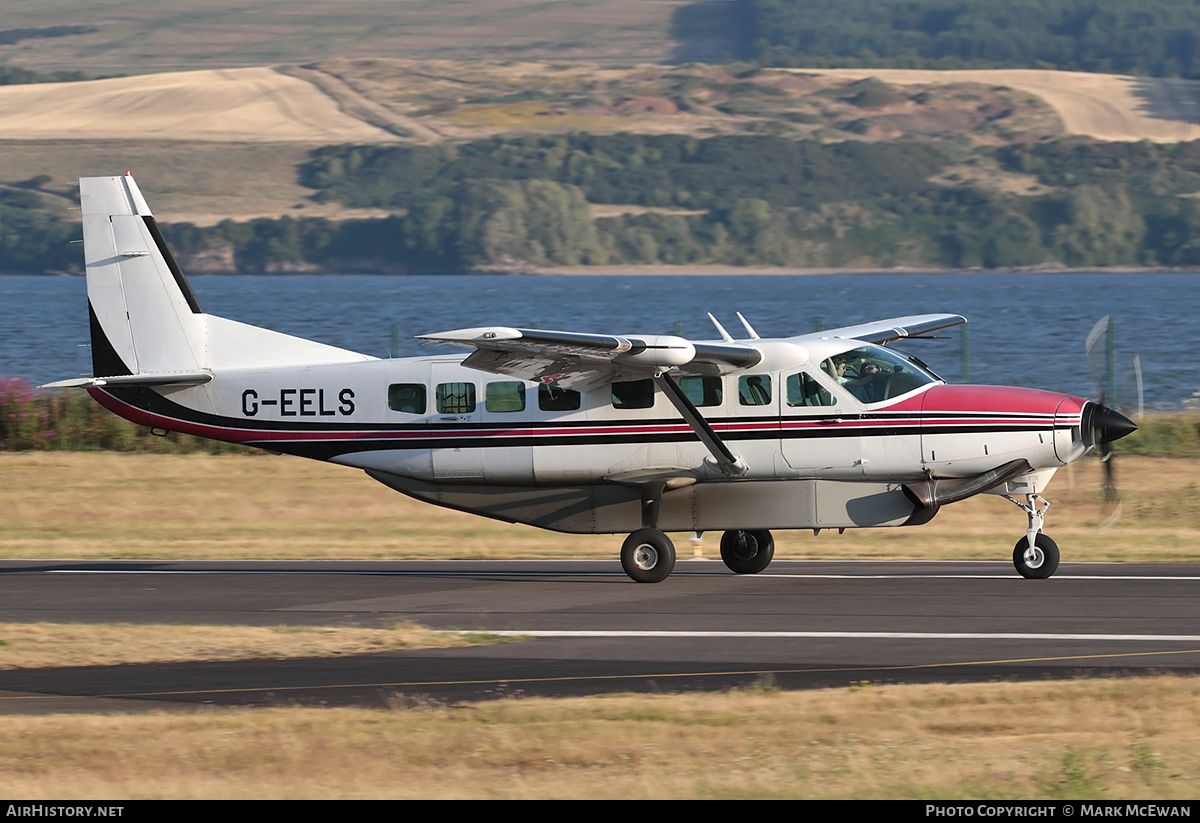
<box><xmin>719</xmin><ymin>198</ymin><xmax>788</xmax><ymax>264</ymax></box>
<box><xmin>1051</xmin><ymin>186</ymin><xmax>1144</xmax><ymax>266</ymax></box>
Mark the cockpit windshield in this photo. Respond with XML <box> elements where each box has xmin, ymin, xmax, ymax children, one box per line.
<box><xmin>820</xmin><ymin>344</ymin><xmax>942</xmax><ymax>404</ymax></box>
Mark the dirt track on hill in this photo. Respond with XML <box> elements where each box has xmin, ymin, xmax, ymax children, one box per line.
<box><xmin>1</xmin><ymin>64</ymin><xmax>1198</xmax><ymax>146</ymax></box>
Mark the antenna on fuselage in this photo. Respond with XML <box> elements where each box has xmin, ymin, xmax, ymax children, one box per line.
<box><xmin>707</xmin><ymin>313</ymin><xmax>734</xmax><ymax>342</ymax></box>
<box><xmin>736</xmin><ymin>312</ymin><xmax>761</xmax><ymax>340</ymax></box>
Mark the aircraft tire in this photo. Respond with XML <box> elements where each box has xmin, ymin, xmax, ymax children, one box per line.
<box><xmin>1012</xmin><ymin>534</ymin><xmax>1059</xmax><ymax>579</ymax></box>
<box><xmin>621</xmin><ymin>528</ymin><xmax>676</xmax><ymax>583</ymax></box>
<box><xmin>720</xmin><ymin>529</ymin><xmax>775</xmax><ymax>574</ymax></box>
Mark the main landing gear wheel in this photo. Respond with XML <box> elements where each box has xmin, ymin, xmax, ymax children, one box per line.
<box><xmin>621</xmin><ymin>528</ymin><xmax>676</xmax><ymax>583</ymax></box>
<box><xmin>1013</xmin><ymin>534</ymin><xmax>1060</xmax><ymax>579</ymax></box>
<box><xmin>720</xmin><ymin>529</ymin><xmax>775</xmax><ymax>575</ymax></box>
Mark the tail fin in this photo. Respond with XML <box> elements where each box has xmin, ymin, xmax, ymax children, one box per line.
<box><xmin>46</xmin><ymin>173</ymin><xmax>373</xmax><ymax>389</ymax></box>
<box><xmin>82</xmin><ymin>174</ymin><xmax>205</xmax><ymax>378</ymax></box>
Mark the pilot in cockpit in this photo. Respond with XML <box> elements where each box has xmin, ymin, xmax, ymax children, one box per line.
<box><xmin>825</xmin><ymin>354</ymin><xmax>895</xmax><ymax>403</ymax></box>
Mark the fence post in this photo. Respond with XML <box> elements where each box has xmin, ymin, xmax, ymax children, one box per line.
<box><xmin>960</xmin><ymin>322</ymin><xmax>969</xmax><ymax>384</ymax></box>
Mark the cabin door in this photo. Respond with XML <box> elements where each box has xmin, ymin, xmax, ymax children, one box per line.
<box><xmin>779</xmin><ymin>368</ymin><xmax>864</xmax><ymax>476</ymax></box>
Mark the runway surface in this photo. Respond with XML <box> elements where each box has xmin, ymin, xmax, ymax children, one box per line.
<box><xmin>1</xmin><ymin>559</ymin><xmax>1198</xmax><ymax>712</ymax></box>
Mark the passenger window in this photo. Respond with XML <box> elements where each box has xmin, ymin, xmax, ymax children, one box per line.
<box><xmin>612</xmin><ymin>379</ymin><xmax>655</xmax><ymax>410</ymax></box>
<box><xmin>436</xmin><ymin>382</ymin><xmax>476</xmax><ymax>414</ymax></box>
<box><xmin>680</xmin><ymin>376</ymin><xmax>723</xmax><ymax>407</ymax></box>
<box><xmin>786</xmin><ymin>372</ymin><xmax>836</xmax><ymax>407</ymax></box>
<box><xmin>738</xmin><ymin>375</ymin><xmax>772</xmax><ymax>406</ymax></box>
<box><xmin>485</xmin><ymin>381</ymin><xmax>526</xmax><ymax>413</ymax></box>
<box><xmin>387</xmin><ymin>383</ymin><xmax>426</xmax><ymax>414</ymax></box>
<box><xmin>538</xmin><ymin>383</ymin><xmax>581</xmax><ymax>411</ymax></box>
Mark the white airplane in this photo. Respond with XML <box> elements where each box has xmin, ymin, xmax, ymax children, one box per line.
<box><xmin>46</xmin><ymin>174</ymin><xmax>1137</xmax><ymax>583</ymax></box>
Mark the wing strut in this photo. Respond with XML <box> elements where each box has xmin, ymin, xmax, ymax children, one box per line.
<box><xmin>653</xmin><ymin>372</ymin><xmax>748</xmax><ymax>477</ymax></box>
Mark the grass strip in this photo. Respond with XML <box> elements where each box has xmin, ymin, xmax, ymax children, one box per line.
<box><xmin>2</xmin><ymin>452</ymin><xmax>1199</xmax><ymax>562</ymax></box>
<box><xmin>0</xmin><ymin>623</ymin><xmax>512</xmax><ymax>669</ymax></box>
<box><xmin>0</xmin><ymin>677</ymin><xmax>1195</xmax><ymax>798</ymax></box>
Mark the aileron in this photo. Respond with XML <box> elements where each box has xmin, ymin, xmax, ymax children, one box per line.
<box><xmin>826</xmin><ymin>314</ymin><xmax>968</xmax><ymax>345</ymax></box>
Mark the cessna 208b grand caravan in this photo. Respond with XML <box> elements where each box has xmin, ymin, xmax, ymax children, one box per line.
<box><xmin>46</xmin><ymin>174</ymin><xmax>1138</xmax><ymax>583</ymax></box>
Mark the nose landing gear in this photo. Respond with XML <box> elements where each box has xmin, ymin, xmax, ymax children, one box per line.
<box><xmin>1005</xmin><ymin>493</ymin><xmax>1059</xmax><ymax>579</ymax></box>
<box><xmin>1013</xmin><ymin>533</ymin><xmax>1060</xmax><ymax>579</ymax></box>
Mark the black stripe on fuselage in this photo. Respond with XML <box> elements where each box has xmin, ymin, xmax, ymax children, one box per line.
<box><xmin>103</xmin><ymin>386</ymin><xmax>1064</xmax><ymax>462</ymax></box>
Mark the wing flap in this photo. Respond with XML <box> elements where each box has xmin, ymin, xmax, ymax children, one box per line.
<box><xmin>420</xmin><ymin>326</ymin><xmax>762</xmax><ymax>384</ymax></box>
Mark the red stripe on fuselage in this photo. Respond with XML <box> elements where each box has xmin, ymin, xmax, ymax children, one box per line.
<box><xmin>90</xmin><ymin>383</ymin><xmax>1079</xmax><ymax>449</ymax></box>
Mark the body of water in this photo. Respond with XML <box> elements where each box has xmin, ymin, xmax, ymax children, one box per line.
<box><xmin>1</xmin><ymin>272</ymin><xmax>1193</xmax><ymax>409</ymax></box>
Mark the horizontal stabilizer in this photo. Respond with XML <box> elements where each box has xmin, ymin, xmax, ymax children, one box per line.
<box><xmin>40</xmin><ymin>371</ymin><xmax>214</xmax><ymax>389</ymax></box>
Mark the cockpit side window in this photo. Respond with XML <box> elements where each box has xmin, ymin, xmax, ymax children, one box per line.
<box><xmin>820</xmin><ymin>345</ymin><xmax>939</xmax><ymax>404</ymax></box>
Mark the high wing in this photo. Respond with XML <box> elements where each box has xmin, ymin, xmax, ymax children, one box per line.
<box><xmin>820</xmin><ymin>314</ymin><xmax>967</xmax><ymax>345</ymax></box>
<box><xmin>416</xmin><ymin>327</ymin><xmax>762</xmax><ymax>390</ymax></box>
<box><xmin>418</xmin><ymin>314</ymin><xmax>965</xmax><ymax>387</ymax></box>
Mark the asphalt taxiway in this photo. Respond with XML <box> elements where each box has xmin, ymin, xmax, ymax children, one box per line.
<box><xmin>1</xmin><ymin>559</ymin><xmax>1197</xmax><ymax>712</ymax></box>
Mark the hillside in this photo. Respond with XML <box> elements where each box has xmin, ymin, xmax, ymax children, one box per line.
<box><xmin>4</xmin><ymin>61</ymin><xmax>1195</xmax><ymax>150</ymax></box>
<box><xmin>0</xmin><ymin>59</ymin><xmax>1195</xmax><ymax>225</ymax></box>
<box><xmin>3</xmin><ymin>53</ymin><xmax>1200</xmax><ymax>273</ymax></box>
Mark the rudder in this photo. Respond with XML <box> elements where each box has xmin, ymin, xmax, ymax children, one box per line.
<box><xmin>81</xmin><ymin>174</ymin><xmax>205</xmax><ymax>378</ymax></box>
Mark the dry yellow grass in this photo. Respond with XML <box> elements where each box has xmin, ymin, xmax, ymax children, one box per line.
<box><xmin>0</xmin><ymin>678</ymin><xmax>1196</xmax><ymax>798</ymax></box>
<box><xmin>0</xmin><ymin>451</ymin><xmax>1196</xmax><ymax>563</ymax></box>
<box><xmin>448</xmin><ymin>100</ymin><xmax>621</xmax><ymax>134</ymax></box>
<box><xmin>0</xmin><ymin>68</ymin><xmax>398</xmax><ymax>144</ymax></box>
<box><xmin>0</xmin><ymin>623</ymin><xmax>502</xmax><ymax>669</ymax></box>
